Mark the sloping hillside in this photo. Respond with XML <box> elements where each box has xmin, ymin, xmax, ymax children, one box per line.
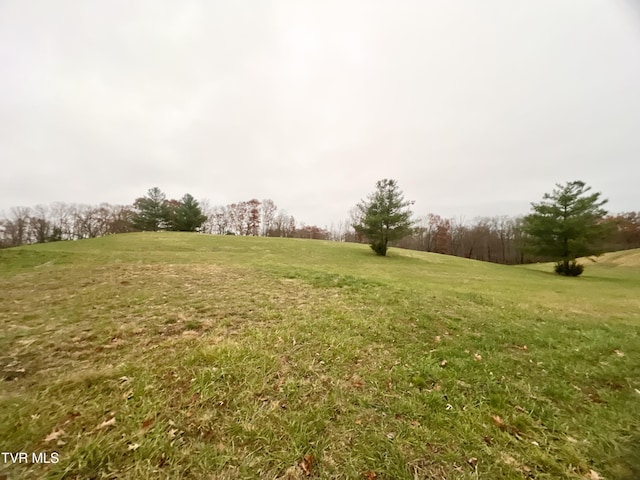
<box><xmin>584</xmin><ymin>248</ymin><xmax>640</xmax><ymax>269</ymax></box>
<box><xmin>1</xmin><ymin>233</ymin><xmax>639</xmax><ymax>479</ymax></box>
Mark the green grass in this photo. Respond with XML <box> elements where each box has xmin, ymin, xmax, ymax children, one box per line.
<box><xmin>1</xmin><ymin>232</ymin><xmax>639</xmax><ymax>479</ymax></box>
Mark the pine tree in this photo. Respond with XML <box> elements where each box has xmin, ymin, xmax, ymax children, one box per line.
<box><xmin>173</xmin><ymin>194</ymin><xmax>207</xmax><ymax>232</ymax></box>
<box><xmin>132</xmin><ymin>187</ymin><xmax>169</xmax><ymax>231</ymax></box>
<box><xmin>523</xmin><ymin>180</ymin><xmax>610</xmax><ymax>276</ymax></box>
<box><xmin>353</xmin><ymin>179</ymin><xmax>414</xmax><ymax>256</ymax></box>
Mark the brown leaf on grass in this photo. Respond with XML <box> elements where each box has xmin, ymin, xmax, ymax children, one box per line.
<box><xmin>473</xmin><ymin>353</ymin><xmax>482</xmax><ymax>362</ymax></box>
<box><xmin>96</xmin><ymin>417</ymin><xmax>116</xmax><ymax>430</ymax></box>
<box><xmin>586</xmin><ymin>469</ymin><xmax>604</xmax><ymax>480</ymax></box>
<box><xmin>468</xmin><ymin>457</ymin><xmax>478</xmax><ymax>467</ymax></box>
<box><xmin>440</xmin><ymin>359</ymin><xmax>447</xmax><ymax>367</ymax></box>
<box><xmin>614</xmin><ymin>349</ymin><xmax>625</xmax><ymax>357</ymax></box>
<box><xmin>141</xmin><ymin>417</ymin><xmax>155</xmax><ymax>430</ymax></box>
<box><xmin>488</xmin><ymin>413</ymin><xmax>519</xmax><ymax>436</ymax></box>
<box><xmin>44</xmin><ymin>428</ymin><xmax>65</xmax><ymax>443</ymax></box>
<box><xmin>434</xmin><ymin>335</ymin><xmax>441</xmax><ymax>343</ymax></box>
<box><xmin>299</xmin><ymin>454</ymin><xmax>314</xmax><ymax>476</ymax></box>
<box><xmin>500</xmin><ymin>453</ymin><xmax>518</xmax><ymax>467</ymax></box>
<box><xmin>491</xmin><ymin>415</ymin><xmax>506</xmax><ymax>430</ymax></box>
<box><xmin>62</xmin><ymin>411</ymin><xmax>80</xmax><ymax>424</ymax></box>
<box><xmin>581</xmin><ymin>386</ymin><xmax>605</xmax><ymax>404</ymax></box>
<box><xmin>499</xmin><ymin>454</ymin><xmax>533</xmax><ymax>477</ymax></box>
<box><xmin>363</xmin><ymin>471</ymin><xmax>377</xmax><ymax>480</ymax></box>
<box><xmin>127</xmin><ymin>443</ymin><xmax>140</xmax><ymax>451</ymax></box>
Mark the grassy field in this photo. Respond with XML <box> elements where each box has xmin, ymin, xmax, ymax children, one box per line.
<box><xmin>1</xmin><ymin>233</ymin><xmax>639</xmax><ymax>479</ymax></box>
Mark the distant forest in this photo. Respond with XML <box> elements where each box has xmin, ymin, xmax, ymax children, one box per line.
<box><xmin>1</xmin><ymin>188</ymin><xmax>639</xmax><ymax>264</ymax></box>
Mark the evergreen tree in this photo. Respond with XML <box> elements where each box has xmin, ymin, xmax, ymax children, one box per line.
<box><xmin>523</xmin><ymin>180</ymin><xmax>610</xmax><ymax>276</ymax></box>
<box><xmin>353</xmin><ymin>179</ymin><xmax>414</xmax><ymax>256</ymax></box>
<box><xmin>173</xmin><ymin>193</ymin><xmax>207</xmax><ymax>232</ymax></box>
<box><xmin>132</xmin><ymin>187</ymin><xmax>169</xmax><ymax>231</ymax></box>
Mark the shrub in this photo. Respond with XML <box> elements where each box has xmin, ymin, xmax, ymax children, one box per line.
<box><xmin>554</xmin><ymin>260</ymin><xmax>584</xmax><ymax>276</ymax></box>
<box><xmin>370</xmin><ymin>241</ymin><xmax>387</xmax><ymax>256</ymax></box>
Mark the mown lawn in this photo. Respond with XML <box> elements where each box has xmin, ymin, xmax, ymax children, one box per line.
<box><xmin>1</xmin><ymin>233</ymin><xmax>639</xmax><ymax>479</ymax></box>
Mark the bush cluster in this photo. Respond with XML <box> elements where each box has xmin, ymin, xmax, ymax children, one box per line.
<box><xmin>554</xmin><ymin>260</ymin><xmax>585</xmax><ymax>276</ymax></box>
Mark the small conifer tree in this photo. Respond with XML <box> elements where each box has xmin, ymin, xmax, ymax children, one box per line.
<box><xmin>353</xmin><ymin>179</ymin><xmax>414</xmax><ymax>256</ymax></box>
<box><xmin>523</xmin><ymin>181</ymin><xmax>610</xmax><ymax>276</ymax></box>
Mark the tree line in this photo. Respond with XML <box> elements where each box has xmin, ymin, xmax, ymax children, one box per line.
<box><xmin>395</xmin><ymin>213</ymin><xmax>630</xmax><ymax>265</ymax></box>
<box><xmin>335</xmin><ymin>210</ymin><xmax>639</xmax><ymax>265</ymax></box>
<box><xmin>1</xmin><ymin>186</ymin><xmax>639</xmax><ymax>268</ymax></box>
<box><xmin>351</xmin><ymin>179</ymin><xmax>640</xmax><ymax>275</ymax></box>
<box><xmin>0</xmin><ymin>187</ymin><xmax>328</xmax><ymax>248</ymax></box>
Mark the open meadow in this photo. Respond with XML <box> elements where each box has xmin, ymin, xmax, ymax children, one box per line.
<box><xmin>1</xmin><ymin>233</ymin><xmax>639</xmax><ymax>479</ymax></box>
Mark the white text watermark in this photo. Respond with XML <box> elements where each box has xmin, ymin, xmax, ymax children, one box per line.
<box><xmin>1</xmin><ymin>452</ymin><xmax>59</xmax><ymax>464</ymax></box>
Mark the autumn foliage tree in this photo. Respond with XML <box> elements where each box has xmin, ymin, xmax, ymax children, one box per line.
<box><xmin>353</xmin><ymin>179</ymin><xmax>414</xmax><ymax>256</ymax></box>
<box><xmin>246</xmin><ymin>199</ymin><xmax>261</xmax><ymax>236</ymax></box>
<box><xmin>603</xmin><ymin>212</ymin><xmax>640</xmax><ymax>251</ymax></box>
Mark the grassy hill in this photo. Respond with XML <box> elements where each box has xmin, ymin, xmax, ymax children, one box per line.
<box><xmin>584</xmin><ymin>249</ymin><xmax>640</xmax><ymax>269</ymax></box>
<box><xmin>1</xmin><ymin>233</ymin><xmax>639</xmax><ymax>479</ymax></box>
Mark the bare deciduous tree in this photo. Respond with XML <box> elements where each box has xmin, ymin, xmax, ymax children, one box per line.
<box><xmin>261</xmin><ymin>199</ymin><xmax>277</xmax><ymax>236</ymax></box>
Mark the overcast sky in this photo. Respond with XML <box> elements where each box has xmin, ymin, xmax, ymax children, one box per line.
<box><xmin>1</xmin><ymin>1</ymin><xmax>639</xmax><ymax>227</ymax></box>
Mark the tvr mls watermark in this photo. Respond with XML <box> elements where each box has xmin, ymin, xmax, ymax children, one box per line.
<box><xmin>1</xmin><ymin>452</ymin><xmax>59</xmax><ymax>464</ymax></box>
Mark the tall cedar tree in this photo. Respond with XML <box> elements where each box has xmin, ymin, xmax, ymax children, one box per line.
<box><xmin>132</xmin><ymin>187</ymin><xmax>169</xmax><ymax>231</ymax></box>
<box><xmin>173</xmin><ymin>194</ymin><xmax>207</xmax><ymax>232</ymax></box>
<box><xmin>354</xmin><ymin>179</ymin><xmax>414</xmax><ymax>256</ymax></box>
<box><xmin>523</xmin><ymin>180</ymin><xmax>610</xmax><ymax>276</ymax></box>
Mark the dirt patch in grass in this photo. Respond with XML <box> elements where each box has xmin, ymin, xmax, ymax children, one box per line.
<box><xmin>0</xmin><ymin>262</ymin><xmax>325</xmax><ymax>400</ymax></box>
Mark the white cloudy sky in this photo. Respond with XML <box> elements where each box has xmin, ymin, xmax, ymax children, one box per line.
<box><xmin>1</xmin><ymin>1</ymin><xmax>639</xmax><ymax>227</ymax></box>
